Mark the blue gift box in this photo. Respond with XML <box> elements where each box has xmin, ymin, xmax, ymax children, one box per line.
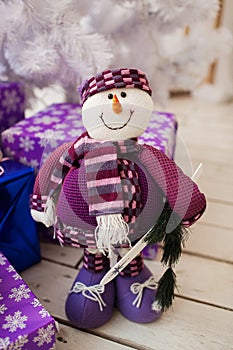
<box><xmin>0</xmin><ymin>160</ymin><xmax>40</xmax><ymax>272</ymax></box>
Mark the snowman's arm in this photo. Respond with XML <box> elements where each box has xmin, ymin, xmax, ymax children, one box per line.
<box><xmin>30</xmin><ymin>132</ymin><xmax>90</xmax><ymax>226</ymax></box>
<box><xmin>139</xmin><ymin>144</ymin><xmax>206</xmax><ymax>227</ymax></box>
<box><xmin>29</xmin><ymin>141</ymin><xmax>74</xmax><ymax>226</ymax></box>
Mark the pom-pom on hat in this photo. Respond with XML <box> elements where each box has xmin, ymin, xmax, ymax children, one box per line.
<box><xmin>80</xmin><ymin>68</ymin><xmax>152</xmax><ymax>105</ymax></box>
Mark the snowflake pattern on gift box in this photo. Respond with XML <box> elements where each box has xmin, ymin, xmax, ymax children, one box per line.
<box><xmin>33</xmin><ymin>324</ymin><xmax>55</xmax><ymax>347</ymax></box>
<box><xmin>11</xmin><ymin>335</ymin><xmax>29</xmax><ymax>349</ymax></box>
<box><xmin>2</xmin><ymin>89</ymin><xmax>22</xmax><ymax>114</ymax></box>
<box><xmin>19</xmin><ymin>156</ymin><xmax>29</xmax><ymax>167</ymax></box>
<box><xmin>31</xmin><ymin>298</ymin><xmax>42</xmax><ymax>308</ymax></box>
<box><xmin>70</xmin><ymin>119</ymin><xmax>83</xmax><ymax>128</ymax></box>
<box><xmin>31</xmin><ymin>298</ymin><xmax>50</xmax><ymax>318</ymax></box>
<box><xmin>2</xmin><ymin>311</ymin><xmax>28</xmax><ymax>333</ymax></box>
<box><xmin>140</xmin><ymin>131</ymin><xmax>156</xmax><ymax>142</ymax></box>
<box><xmin>12</xmin><ymin>273</ymin><xmax>21</xmax><ymax>281</ymax></box>
<box><xmin>29</xmin><ymin>159</ymin><xmax>40</xmax><ymax>169</ymax></box>
<box><xmin>7</xmin><ymin>265</ymin><xmax>15</xmax><ymax>273</ymax></box>
<box><xmin>17</xmin><ymin>156</ymin><xmax>39</xmax><ymax>169</ymax></box>
<box><xmin>39</xmin><ymin>308</ymin><xmax>50</xmax><ymax>319</ymax></box>
<box><xmin>27</xmin><ymin>125</ymin><xmax>43</xmax><ymax>133</ymax></box>
<box><xmin>36</xmin><ymin>129</ymin><xmax>66</xmax><ymax>148</ymax></box>
<box><xmin>3</xmin><ymin>147</ymin><xmax>16</xmax><ymax>158</ymax></box>
<box><xmin>6</xmin><ymin>265</ymin><xmax>22</xmax><ymax>280</ymax></box>
<box><xmin>34</xmin><ymin>116</ymin><xmax>60</xmax><ymax>125</ymax></box>
<box><xmin>0</xmin><ymin>254</ymin><xmax>7</xmax><ymax>266</ymax></box>
<box><xmin>0</xmin><ymin>303</ymin><xmax>8</xmax><ymax>315</ymax></box>
<box><xmin>0</xmin><ymin>255</ymin><xmax>56</xmax><ymax>349</ymax></box>
<box><xmin>55</xmin><ymin>123</ymin><xmax>68</xmax><ymax>130</ymax></box>
<box><xmin>9</xmin><ymin>284</ymin><xmax>31</xmax><ymax>302</ymax></box>
<box><xmin>68</xmin><ymin>128</ymin><xmax>82</xmax><ymax>138</ymax></box>
<box><xmin>19</xmin><ymin>136</ymin><xmax>35</xmax><ymax>152</ymax></box>
<box><xmin>2</xmin><ymin>129</ymin><xmax>17</xmax><ymax>143</ymax></box>
<box><xmin>0</xmin><ymin>334</ymin><xmax>29</xmax><ymax>350</ymax></box>
<box><xmin>47</xmin><ymin>109</ymin><xmax>66</xmax><ymax>117</ymax></box>
<box><xmin>0</xmin><ymin>337</ymin><xmax>10</xmax><ymax>349</ymax></box>
<box><xmin>4</xmin><ymin>263</ymin><xmax>22</xmax><ymax>281</ymax></box>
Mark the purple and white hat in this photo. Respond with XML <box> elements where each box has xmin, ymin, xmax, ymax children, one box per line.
<box><xmin>80</xmin><ymin>68</ymin><xmax>152</xmax><ymax>105</ymax></box>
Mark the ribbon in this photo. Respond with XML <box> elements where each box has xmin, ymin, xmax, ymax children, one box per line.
<box><xmin>130</xmin><ymin>275</ymin><xmax>158</xmax><ymax>308</ymax></box>
<box><xmin>70</xmin><ymin>282</ymin><xmax>106</xmax><ymax>311</ymax></box>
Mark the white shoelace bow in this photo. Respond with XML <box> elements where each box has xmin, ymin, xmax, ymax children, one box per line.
<box><xmin>130</xmin><ymin>276</ymin><xmax>158</xmax><ymax>308</ymax></box>
<box><xmin>70</xmin><ymin>282</ymin><xmax>106</xmax><ymax>311</ymax></box>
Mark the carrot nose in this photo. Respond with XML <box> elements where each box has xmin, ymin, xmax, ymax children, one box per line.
<box><xmin>112</xmin><ymin>94</ymin><xmax>122</xmax><ymax>114</ymax></box>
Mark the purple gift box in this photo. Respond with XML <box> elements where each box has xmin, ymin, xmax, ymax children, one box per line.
<box><xmin>0</xmin><ymin>252</ymin><xmax>56</xmax><ymax>350</ymax></box>
<box><xmin>0</xmin><ymin>82</ymin><xmax>25</xmax><ymax>145</ymax></box>
<box><xmin>142</xmin><ymin>110</ymin><xmax>177</xmax><ymax>159</ymax></box>
<box><xmin>1</xmin><ymin>103</ymin><xmax>177</xmax><ymax>172</ymax></box>
<box><xmin>2</xmin><ymin>104</ymin><xmax>83</xmax><ymax>171</ymax></box>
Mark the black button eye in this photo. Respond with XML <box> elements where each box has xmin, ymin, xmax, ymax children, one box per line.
<box><xmin>121</xmin><ymin>92</ymin><xmax>127</xmax><ymax>98</ymax></box>
<box><xmin>108</xmin><ymin>93</ymin><xmax>113</xmax><ymax>99</ymax></box>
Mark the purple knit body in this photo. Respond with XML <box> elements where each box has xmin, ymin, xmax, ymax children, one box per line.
<box><xmin>55</xmin><ymin>156</ymin><xmax>164</xmax><ymax>248</ymax></box>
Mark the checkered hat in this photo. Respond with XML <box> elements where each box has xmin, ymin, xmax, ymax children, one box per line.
<box><xmin>80</xmin><ymin>68</ymin><xmax>152</xmax><ymax>105</ymax></box>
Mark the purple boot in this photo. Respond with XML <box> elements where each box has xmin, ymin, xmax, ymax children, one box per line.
<box><xmin>116</xmin><ymin>253</ymin><xmax>162</xmax><ymax>323</ymax></box>
<box><xmin>65</xmin><ymin>249</ymin><xmax>115</xmax><ymax>329</ymax></box>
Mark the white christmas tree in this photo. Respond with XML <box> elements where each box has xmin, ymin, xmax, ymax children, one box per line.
<box><xmin>0</xmin><ymin>0</ymin><xmax>232</xmax><ymax>107</ymax></box>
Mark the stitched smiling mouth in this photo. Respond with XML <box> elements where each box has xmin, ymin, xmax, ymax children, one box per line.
<box><xmin>99</xmin><ymin>110</ymin><xmax>134</xmax><ymax>130</ymax></box>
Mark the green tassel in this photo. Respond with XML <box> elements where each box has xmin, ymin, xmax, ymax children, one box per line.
<box><xmin>156</xmin><ymin>267</ymin><xmax>176</xmax><ymax>311</ymax></box>
<box><xmin>145</xmin><ymin>201</ymin><xmax>172</xmax><ymax>245</ymax></box>
<box><xmin>162</xmin><ymin>219</ymin><xmax>188</xmax><ymax>266</ymax></box>
<box><xmin>145</xmin><ymin>201</ymin><xmax>189</xmax><ymax>266</ymax></box>
<box><xmin>145</xmin><ymin>201</ymin><xmax>189</xmax><ymax>310</ymax></box>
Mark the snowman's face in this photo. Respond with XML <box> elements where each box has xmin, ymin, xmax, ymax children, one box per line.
<box><xmin>82</xmin><ymin>88</ymin><xmax>154</xmax><ymax>141</ymax></box>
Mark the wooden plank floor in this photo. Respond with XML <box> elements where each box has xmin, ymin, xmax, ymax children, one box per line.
<box><xmin>21</xmin><ymin>96</ymin><xmax>233</xmax><ymax>350</ymax></box>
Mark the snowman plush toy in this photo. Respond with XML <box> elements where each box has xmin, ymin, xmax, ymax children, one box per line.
<box><xmin>31</xmin><ymin>68</ymin><xmax>206</xmax><ymax>329</ymax></box>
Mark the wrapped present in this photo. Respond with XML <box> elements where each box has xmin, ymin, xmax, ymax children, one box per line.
<box><xmin>0</xmin><ymin>252</ymin><xmax>56</xmax><ymax>350</ymax></box>
<box><xmin>0</xmin><ymin>81</ymin><xmax>25</xmax><ymax>145</ymax></box>
<box><xmin>141</xmin><ymin>111</ymin><xmax>177</xmax><ymax>159</ymax></box>
<box><xmin>0</xmin><ymin>160</ymin><xmax>40</xmax><ymax>272</ymax></box>
<box><xmin>1</xmin><ymin>103</ymin><xmax>83</xmax><ymax>171</ymax></box>
<box><xmin>1</xmin><ymin>103</ymin><xmax>177</xmax><ymax>172</ymax></box>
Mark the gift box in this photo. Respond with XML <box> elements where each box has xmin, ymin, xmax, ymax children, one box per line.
<box><xmin>0</xmin><ymin>81</ymin><xmax>25</xmax><ymax>146</ymax></box>
<box><xmin>141</xmin><ymin>110</ymin><xmax>177</xmax><ymax>159</ymax></box>
<box><xmin>1</xmin><ymin>103</ymin><xmax>177</xmax><ymax>172</ymax></box>
<box><xmin>1</xmin><ymin>104</ymin><xmax>82</xmax><ymax>171</ymax></box>
<box><xmin>0</xmin><ymin>252</ymin><xmax>56</xmax><ymax>350</ymax></box>
<box><xmin>0</xmin><ymin>160</ymin><xmax>40</xmax><ymax>272</ymax></box>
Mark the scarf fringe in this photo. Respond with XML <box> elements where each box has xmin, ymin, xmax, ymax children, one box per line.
<box><xmin>95</xmin><ymin>214</ymin><xmax>130</xmax><ymax>258</ymax></box>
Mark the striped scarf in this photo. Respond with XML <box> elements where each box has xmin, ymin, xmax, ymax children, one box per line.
<box><xmin>50</xmin><ymin>132</ymin><xmax>140</xmax><ymax>216</ymax></box>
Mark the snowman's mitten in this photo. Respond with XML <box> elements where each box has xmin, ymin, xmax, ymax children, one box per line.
<box><xmin>31</xmin><ymin>195</ymin><xmax>56</xmax><ymax>227</ymax></box>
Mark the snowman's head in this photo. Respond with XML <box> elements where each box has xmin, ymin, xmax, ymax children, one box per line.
<box><xmin>80</xmin><ymin>68</ymin><xmax>154</xmax><ymax>141</ymax></box>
